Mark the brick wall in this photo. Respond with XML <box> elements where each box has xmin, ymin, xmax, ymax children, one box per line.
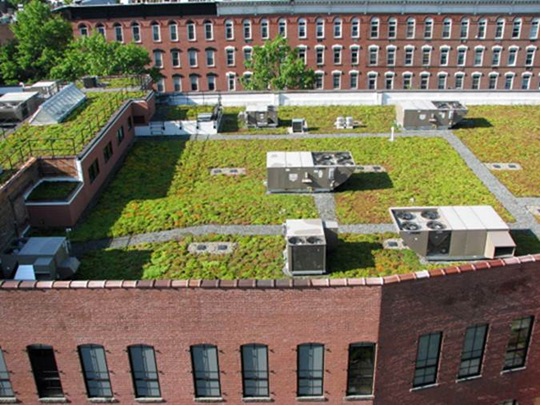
<box><xmin>38</xmin><ymin>158</ymin><xmax>79</xmax><ymax>178</ymax></box>
<box><xmin>0</xmin><ymin>256</ymin><xmax>538</xmax><ymax>405</ymax></box>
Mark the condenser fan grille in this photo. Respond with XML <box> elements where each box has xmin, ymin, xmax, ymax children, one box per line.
<box><xmin>401</xmin><ymin>221</ymin><xmax>421</xmax><ymax>231</ymax></box>
<box><xmin>397</xmin><ymin>212</ymin><xmax>415</xmax><ymax>221</ymax></box>
<box><xmin>421</xmin><ymin>210</ymin><xmax>440</xmax><ymax>220</ymax></box>
<box><xmin>427</xmin><ymin>221</ymin><xmax>446</xmax><ymax>230</ymax></box>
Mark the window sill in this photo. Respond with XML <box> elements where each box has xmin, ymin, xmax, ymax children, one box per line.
<box><xmin>296</xmin><ymin>396</ymin><xmax>327</xmax><ymax>402</ymax></box>
<box><xmin>501</xmin><ymin>366</ymin><xmax>527</xmax><ymax>374</ymax></box>
<box><xmin>242</xmin><ymin>397</ymin><xmax>272</xmax><ymax>403</ymax></box>
<box><xmin>194</xmin><ymin>398</ymin><xmax>224</xmax><ymax>403</ymax></box>
<box><xmin>344</xmin><ymin>395</ymin><xmax>374</xmax><ymax>401</ymax></box>
<box><xmin>39</xmin><ymin>398</ymin><xmax>68</xmax><ymax>404</ymax></box>
<box><xmin>135</xmin><ymin>398</ymin><xmax>165</xmax><ymax>403</ymax></box>
<box><xmin>410</xmin><ymin>383</ymin><xmax>439</xmax><ymax>392</ymax></box>
<box><xmin>89</xmin><ymin>398</ymin><xmax>117</xmax><ymax>403</ymax></box>
<box><xmin>456</xmin><ymin>375</ymin><xmax>482</xmax><ymax>383</ymax></box>
<box><xmin>0</xmin><ymin>399</ymin><xmax>17</xmax><ymax>404</ymax></box>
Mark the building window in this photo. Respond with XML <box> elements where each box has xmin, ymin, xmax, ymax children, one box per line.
<box><xmin>79</xmin><ymin>24</ymin><xmax>88</xmax><ymax>37</ymax></box>
<box><xmin>503</xmin><ymin>316</ymin><xmax>534</xmax><ymax>370</ymax></box>
<box><xmin>131</xmin><ymin>22</ymin><xmax>141</xmax><ymax>42</ymax></box>
<box><xmin>316</xmin><ymin>18</ymin><xmax>325</xmax><ymax>39</ymax></box>
<box><xmin>477</xmin><ymin>19</ymin><xmax>487</xmax><ymax>39</ymax></box>
<box><xmin>298</xmin><ymin>18</ymin><xmax>307</xmax><ymax>39</ymax></box>
<box><xmin>117</xmin><ymin>126</ymin><xmax>125</xmax><ymax>144</ymax></box>
<box><xmin>88</xmin><ymin>159</ymin><xmax>100</xmax><ymax>183</ymax></box>
<box><xmin>316</xmin><ymin>47</ymin><xmax>324</xmax><ymax>65</ymax></box>
<box><xmin>413</xmin><ymin>332</ymin><xmax>442</xmax><ymax>388</ymax></box>
<box><xmin>189</xmin><ymin>49</ymin><xmax>198</xmax><ymax>67</ymax></box>
<box><xmin>458</xmin><ymin>324</ymin><xmax>488</xmax><ymax>379</ymax></box>
<box><xmin>78</xmin><ymin>345</ymin><xmax>112</xmax><ymax>398</ymax></box>
<box><xmin>346</xmin><ymin>343</ymin><xmax>375</xmax><ymax>396</ymax></box>
<box><xmin>404</xmin><ymin>47</ymin><xmax>414</xmax><ymax>66</ymax></box>
<box><xmin>225</xmin><ymin>20</ymin><xmax>234</xmax><ymax>40</ymax></box>
<box><xmin>153</xmin><ymin>51</ymin><xmax>163</xmax><ymax>68</ymax></box>
<box><xmin>368</xmin><ymin>46</ymin><xmax>378</xmax><ymax>65</ymax></box>
<box><xmin>521</xmin><ymin>74</ymin><xmax>532</xmax><ymax>90</ymax></box>
<box><xmin>457</xmin><ymin>47</ymin><xmax>467</xmax><ymax>66</ymax></box>
<box><xmin>388</xmin><ymin>18</ymin><xmax>397</xmax><ymax>39</ymax></box>
<box><xmin>242</xmin><ymin>72</ymin><xmax>252</xmax><ymax>87</ymax></box>
<box><xmin>455</xmin><ymin>73</ymin><xmax>465</xmax><ymax>89</ymax></box>
<box><xmin>103</xmin><ymin>142</ymin><xmax>113</xmax><ymax>163</ymax></box>
<box><xmin>385</xmin><ymin>73</ymin><xmax>394</xmax><ymax>89</ymax></box>
<box><xmin>206</xmin><ymin>49</ymin><xmax>215</xmax><ymax>66</ymax></box>
<box><xmin>190</xmin><ymin>75</ymin><xmax>199</xmax><ymax>91</ymax></box>
<box><xmin>0</xmin><ymin>349</ymin><xmax>14</xmax><ymax>398</ymax></box>
<box><xmin>424</xmin><ymin>18</ymin><xmax>433</xmax><ymax>39</ymax></box>
<box><xmin>386</xmin><ymin>46</ymin><xmax>396</xmax><ymax>66</ymax></box>
<box><xmin>171</xmin><ymin>50</ymin><xmax>181</xmax><ymax>67</ymax></box>
<box><xmin>525</xmin><ymin>47</ymin><xmax>536</xmax><ymax>66</ymax></box>
<box><xmin>333</xmin><ymin>18</ymin><xmax>342</xmax><ymax>38</ymax></box>
<box><xmin>508</xmin><ymin>47</ymin><xmax>518</xmax><ymax>66</ymax></box>
<box><xmin>471</xmin><ymin>73</ymin><xmax>481</xmax><ymax>89</ymax></box>
<box><xmin>351</xmin><ymin>18</ymin><xmax>360</xmax><ymax>38</ymax></box>
<box><xmin>333</xmin><ymin>47</ymin><xmax>342</xmax><ymax>64</ymax></box>
<box><xmin>156</xmin><ymin>78</ymin><xmax>164</xmax><ymax>93</ymax></box>
<box><xmin>437</xmin><ymin>74</ymin><xmax>447</xmax><ymax>89</ymax></box>
<box><xmin>492</xmin><ymin>47</ymin><xmax>502</xmax><ymax>66</ymax></box>
<box><xmin>351</xmin><ymin>46</ymin><xmax>360</xmax><ymax>65</ymax></box>
<box><xmin>297</xmin><ymin>344</ymin><xmax>324</xmax><ymax>397</ymax></box>
<box><xmin>243</xmin><ymin>19</ymin><xmax>252</xmax><ymax>40</ymax></box>
<box><xmin>332</xmin><ymin>71</ymin><xmax>341</xmax><ymax>89</ymax></box>
<box><xmin>27</xmin><ymin>345</ymin><xmax>63</xmax><ymax>399</ymax></box>
<box><xmin>440</xmin><ymin>47</ymin><xmax>450</xmax><ymax>65</ymax></box>
<box><xmin>96</xmin><ymin>23</ymin><xmax>105</xmax><ymax>37</ymax></box>
<box><xmin>315</xmin><ymin>72</ymin><xmax>324</xmax><ymax>89</ymax></box>
<box><xmin>529</xmin><ymin>18</ymin><xmax>539</xmax><ymax>39</ymax></box>
<box><xmin>187</xmin><ymin>21</ymin><xmax>196</xmax><ymax>41</ymax></box>
<box><xmin>207</xmin><ymin>75</ymin><xmax>216</xmax><ymax>91</ymax></box>
<box><xmin>349</xmin><ymin>71</ymin><xmax>358</xmax><ymax>89</ymax></box>
<box><xmin>422</xmin><ymin>47</ymin><xmax>431</xmax><ymax>65</ymax></box>
<box><xmin>297</xmin><ymin>47</ymin><xmax>307</xmax><ymax>64</ymax></box>
<box><xmin>512</xmin><ymin>18</ymin><xmax>522</xmax><ymax>39</ymax></box>
<box><xmin>227</xmin><ymin>73</ymin><xmax>236</xmax><ymax>91</ymax></box>
<box><xmin>504</xmin><ymin>73</ymin><xmax>514</xmax><ymax>89</ymax></box>
<box><xmin>367</xmin><ymin>73</ymin><xmax>377</xmax><ymax>89</ymax></box>
<box><xmin>420</xmin><ymin>73</ymin><xmax>430</xmax><ymax>89</ymax></box>
<box><xmin>370</xmin><ymin>18</ymin><xmax>379</xmax><ymax>39</ymax></box>
<box><xmin>406</xmin><ymin>18</ymin><xmax>416</xmax><ymax>39</ymax></box>
<box><xmin>278</xmin><ymin>18</ymin><xmax>287</xmax><ymax>37</ymax></box>
<box><xmin>460</xmin><ymin>18</ymin><xmax>469</xmax><ymax>39</ymax></box>
<box><xmin>488</xmin><ymin>74</ymin><xmax>498</xmax><ymax>89</ymax></box>
<box><xmin>204</xmin><ymin>21</ymin><xmax>213</xmax><ymax>40</ymax></box>
<box><xmin>495</xmin><ymin>18</ymin><xmax>505</xmax><ymax>39</ymax></box>
<box><xmin>169</xmin><ymin>22</ymin><xmax>178</xmax><ymax>42</ymax></box>
<box><xmin>173</xmin><ymin>76</ymin><xmax>182</xmax><ymax>92</ymax></box>
<box><xmin>260</xmin><ymin>19</ymin><xmax>269</xmax><ymax>39</ymax></box>
<box><xmin>241</xmin><ymin>344</ymin><xmax>269</xmax><ymax>398</ymax></box>
<box><xmin>151</xmin><ymin>22</ymin><xmax>160</xmax><ymax>42</ymax></box>
<box><xmin>442</xmin><ymin>18</ymin><xmax>452</xmax><ymax>39</ymax></box>
<box><xmin>474</xmin><ymin>47</ymin><xmax>484</xmax><ymax>66</ymax></box>
<box><xmin>403</xmin><ymin>73</ymin><xmax>412</xmax><ymax>89</ymax></box>
<box><xmin>191</xmin><ymin>345</ymin><xmax>221</xmax><ymax>398</ymax></box>
<box><xmin>128</xmin><ymin>345</ymin><xmax>160</xmax><ymax>399</ymax></box>
<box><xmin>243</xmin><ymin>47</ymin><xmax>252</xmax><ymax>63</ymax></box>
<box><xmin>226</xmin><ymin>48</ymin><xmax>235</xmax><ymax>66</ymax></box>
<box><xmin>113</xmin><ymin>23</ymin><xmax>123</xmax><ymax>42</ymax></box>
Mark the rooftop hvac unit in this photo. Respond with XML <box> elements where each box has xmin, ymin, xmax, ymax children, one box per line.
<box><xmin>389</xmin><ymin>206</ymin><xmax>516</xmax><ymax>261</ymax></box>
<box><xmin>82</xmin><ymin>76</ymin><xmax>99</xmax><ymax>89</ymax></box>
<box><xmin>291</xmin><ymin>118</ymin><xmax>307</xmax><ymax>133</ymax></box>
<box><xmin>267</xmin><ymin>151</ymin><xmax>356</xmax><ymax>193</ymax></box>
<box><xmin>245</xmin><ymin>105</ymin><xmax>278</xmax><ymax>128</ymax></box>
<box><xmin>284</xmin><ymin>219</ymin><xmax>327</xmax><ymax>276</ymax></box>
<box><xmin>395</xmin><ymin>100</ymin><xmax>468</xmax><ymax>130</ymax></box>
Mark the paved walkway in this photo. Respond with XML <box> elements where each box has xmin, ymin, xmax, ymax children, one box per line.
<box><xmin>73</xmin><ymin>129</ymin><xmax>539</xmax><ymax>254</ymax></box>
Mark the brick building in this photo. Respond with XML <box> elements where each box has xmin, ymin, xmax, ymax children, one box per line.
<box><xmin>0</xmin><ymin>255</ymin><xmax>538</xmax><ymax>404</ymax></box>
<box><xmin>57</xmin><ymin>0</ymin><xmax>540</xmax><ymax>93</ymax></box>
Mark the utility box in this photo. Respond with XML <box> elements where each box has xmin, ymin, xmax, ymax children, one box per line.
<box><xmin>82</xmin><ymin>76</ymin><xmax>99</xmax><ymax>89</ymax></box>
<box><xmin>267</xmin><ymin>151</ymin><xmax>356</xmax><ymax>193</ymax></box>
<box><xmin>284</xmin><ymin>219</ymin><xmax>327</xmax><ymax>276</ymax></box>
<box><xmin>390</xmin><ymin>206</ymin><xmax>516</xmax><ymax>261</ymax></box>
<box><xmin>291</xmin><ymin>118</ymin><xmax>307</xmax><ymax>133</ymax></box>
<box><xmin>396</xmin><ymin>100</ymin><xmax>467</xmax><ymax>130</ymax></box>
<box><xmin>0</xmin><ymin>92</ymin><xmax>40</xmax><ymax>123</ymax></box>
<box><xmin>245</xmin><ymin>105</ymin><xmax>278</xmax><ymax>128</ymax></box>
<box><xmin>24</xmin><ymin>80</ymin><xmax>61</xmax><ymax>99</ymax></box>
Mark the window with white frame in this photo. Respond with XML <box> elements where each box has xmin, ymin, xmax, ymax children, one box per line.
<box><xmin>349</xmin><ymin>71</ymin><xmax>359</xmax><ymax>89</ymax></box>
<box><xmin>384</xmin><ymin>72</ymin><xmax>394</xmax><ymax>89</ymax></box>
<box><xmin>242</xmin><ymin>72</ymin><xmax>252</xmax><ymax>87</ymax></box>
<box><xmin>225</xmin><ymin>20</ymin><xmax>234</xmax><ymax>40</ymax></box>
<box><xmin>367</xmin><ymin>72</ymin><xmax>377</xmax><ymax>89</ymax></box>
<box><xmin>422</xmin><ymin>46</ymin><xmax>432</xmax><ymax>65</ymax></box>
<box><xmin>404</xmin><ymin>46</ymin><xmax>414</xmax><ymax>66</ymax></box>
<box><xmin>114</xmin><ymin>23</ymin><xmax>123</xmax><ymax>42</ymax></box>
<box><xmin>227</xmin><ymin>73</ymin><xmax>236</xmax><ymax>91</ymax></box>
<box><xmin>442</xmin><ymin>18</ymin><xmax>452</xmax><ymax>39</ymax></box>
<box><xmin>507</xmin><ymin>47</ymin><xmax>518</xmax><ymax>66</ymax></box>
<box><xmin>530</xmin><ymin>18</ymin><xmax>539</xmax><ymax>40</ymax></box>
<box><xmin>173</xmin><ymin>75</ymin><xmax>182</xmax><ymax>92</ymax></box>
<box><xmin>131</xmin><ymin>22</ymin><xmax>140</xmax><ymax>42</ymax></box>
<box><xmin>190</xmin><ymin>75</ymin><xmax>199</xmax><ymax>91</ymax></box>
<box><xmin>368</xmin><ymin>46</ymin><xmax>378</xmax><ymax>65</ymax></box>
<box><xmin>206</xmin><ymin>48</ymin><xmax>215</xmax><ymax>66</ymax></box>
<box><xmin>334</xmin><ymin>18</ymin><xmax>342</xmax><ymax>38</ymax></box>
<box><xmin>297</xmin><ymin>46</ymin><xmax>307</xmax><ymax>64</ymax></box>
<box><xmin>332</xmin><ymin>71</ymin><xmax>341</xmax><ymax>89</ymax></box>
<box><xmin>388</xmin><ymin>18</ymin><xmax>397</xmax><ymax>39</ymax></box>
<box><xmin>188</xmin><ymin>49</ymin><xmax>198</xmax><ymax>67</ymax></box>
<box><xmin>420</xmin><ymin>73</ymin><xmax>430</xmax><ymax>89</ymax></box>
<box><xmin>402</xmin><ymin>73</ymin><xmax>413</xmax><ymax>89</ymax></box>
<box><xmin>153</xmin><ymin>50</ymin><xmax>164</xmax><ymax>68</ymax></box>
<box><xmin>226</xmin><ymin>47</ymin><xmax>235</xmax><ymax>66</ymax></box>
<box><xmin>278</xmin><ymin>18</ymin><xmax>287</xmax><ymax>37</ymax></box>
<box><xmin>204</xmin><ymin>21</ymin><xmax>213</xmax><ymax>40</ymax></box>
<box><xmin>96</xmin><ymin>23</ymin><xmax>105</xmax><ymax>37</ymax></box>
<box><xmin>243</xmin><ymin>47</ymin><xmax>252</xmax><ymax>63</ymax></box>
<box><xmin>316</xmin><ymin>18</ymin><xmax>325</xmax><ymax>39</ymax></box>
<box><xmin>79</xmin><ymin>24</ymin><xmax>88</xmax><ymax>37</ymax></box>
<box><xmin>492</xmin><ymin>47</ymin><xmax>502</xmax><ymax>66</ymax></box>
<box><xmin>169</xmin><ymin>22</ymin><xmax>178</xmax><ymax>42</ymax></box>
<box><xmin>521</xmin><ymin>73</ymin><xmax>531</xmax><ymax>90</ymax></box>
<box><xmin>171</xmin><ymin>49</ymin><xmax>181</xmax><ymax>67</ymax></box>
<box><xmin>333</xmin><ymin>46</ymin><xmax>342</xmax><ymax>64</ymax></box>
<box><xmin>156</xmin><ymin>79</ymin><xmax>165</xmax><ymax>93</ymax></box>
<box><xmin>243</xmin><ymin>20</ymin><xmax>252</xmax><ymax>40</ymax></box>
<box><xmin>471</xmin><ymin>73</ymin><xmax>481</xmax><ymax>89</ymax></box>
<box><xmin>512</xmin><ymin>18</ymin><xmax>522</xmax><ymax>39</ymax></box>
<box><xmin>298</xmin><ymin>18</ymin><xmax>307</xmax><ymax>39</ymax></box>
<box><xmin>351</xmin><ymin>18</ymin><xmax>360</xmax><ymax>38</ymax></box>
<box><xmin>455</xmin><ymin>73</ymin><xmax>465</xmax><ymax>89</ymax></box>
<box><xmin>495</xmin><ymin>18</ymin><xmax>505</xmax><ymax>39</ymax></box>
<box><xmin>370</xmin><ymin>18</ymin><xmax>379</xmax><ymax>39</ymax></box>
<box><xmin>207</xmin><ymin>74</ymin><xmax>216</xmax><ymax>91</ymax></box>
<box><xmin>315</xmin><ymin>71</ymin><xmax>324</xmax><ymax>89</ymax></box>
<box><xmin>424</xmin><ymin>18</ymin><xmax>433</xmax><ymax>39</ymax></box>
<box><xmin>488</xmin><ymin>73</ymin><xmax>498</xmax><ymax>89</ymax></box>
<box><xmin>504</xmin><ymin>73</ymin><xmax>515</xmax><ymax>89</ymax></box>
<box><xmin>151</xmin><ymin>22</ymin><xmax>160</xmax><ymax>42</ymax></box>
<box><xmin>460</xmin><ymin>18</ymin><xmax>469</xmax><ymax>39</ymax></box>
<box><xmin>477</xmin><ymin>19</ymin><xmax>487</xmax><ymax>39</ymax></box>
<box><xmin>406</xmin><ymin>18</ymin><xmax>416</xmax><ymax>39</ymax></box>
<box><xmin>260</xmin><ymin>19</ymin><xmax>269</xmax><ymax>39</ymax></box>
<box><xmin>386</xmin><ymin>46</ymin><xmax>396</xmax><ymax>66</ymax></box>
<box><xmin>440</xmin><ymin>46</ymin><xmax>450</xmax><ymax>65</ymax></box>
<box><xmin>187</xmin><ymin>21</ymin><xmax>196</xmax><ymax>41</ymax></box>
<box><xmin>316</xmin><ymin>46</ymin><xmax>324</xmax><ymax>65</ymax></box>
<box><xmin>437</xmin><ymin>73</ymin><xmax>447</xmax><ymax>89</ymax></box>
<box><xmin>525</xmin><ymin>46</ymin><xmax>536</xmax><ymax>66</ymax></box>
<box><xmin>351</xmin><ymin>46</ymin><xmax>360</xmax><ymax>65</ymax></box>
<box><xmin>457</xmin><ymin>47</ymin><xmax>467</xmax><ymax>66</ymax></box>
<box><xmin>474</xmin><ymin>47</ymin><xmax>484</xmax><ymax>66</ymax></box>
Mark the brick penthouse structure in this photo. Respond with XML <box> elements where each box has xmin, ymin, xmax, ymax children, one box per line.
<box><xmin>57</xmin><ymin>0</ymin><xmax>540</xmax><ymax>93</ymax></box>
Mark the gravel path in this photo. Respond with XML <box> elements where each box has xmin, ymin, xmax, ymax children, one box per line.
<box><xmin>313</xmin><ymin>194</ymin><xmax>337</xmax><ymax>222</ymax></box>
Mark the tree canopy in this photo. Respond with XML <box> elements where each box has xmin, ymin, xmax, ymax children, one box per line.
<box><xmin>242</xmin><ymin>35</ymin><xmax>315</xmax><ymax>91</ymax></box>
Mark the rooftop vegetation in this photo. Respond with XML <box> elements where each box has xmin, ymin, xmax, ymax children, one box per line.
<box><xmin>26</xmin><ymin>180</ymin><xmax>80</xmax><ymax>202</ymax></box>
<box><xmin>71</xmin><ymin>137</ymin><xmax>510</xmax><ymax>241</ymax></box>
<box><xmin>454</xmin><ymin>105</ymin><xmax>540</xmax><ymax>197</ymax></box>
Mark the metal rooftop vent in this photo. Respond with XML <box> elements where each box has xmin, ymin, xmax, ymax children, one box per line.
<box><xmin>389</xmin><ymin>205</ymin><xmax>516</xmax><ymax>261</ymax></box>
<box><xmin>395</xmin><ymin>100</ymin><xmax>467</xmax><ymax>130</ymax></box>
<box><xmin>266</xmin><ymin>151</ymin><xmax>356</xmax><ymax>193</ymax></box>
<box><xmin>284</xmin><ymin>219</ymin><xmax>327</xmax><ymax>276</ymax></box>
<box><xmin>29</xmin><ymin>84</ymin><xmax>86</xmax><ymax>126</ymax></box>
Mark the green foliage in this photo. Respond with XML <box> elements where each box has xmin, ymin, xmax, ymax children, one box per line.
<box><xmin>0</xmin><ymin>0</ymin><xmax>72</xmax><ymax>83</ymax></box>
<box><xmin>26</xmin><ymin>181</ymin><xmax>80</xmax><ymax>202</ymax></box>
<box><xmin>242</xmin><ymin>35</ymin><xmax>315</xmax><ymax>90</ymax></box>
<box><xmin>50</xmin><ymin>33</ymin><xmax>151</xmax><ymax>81</ymax></box>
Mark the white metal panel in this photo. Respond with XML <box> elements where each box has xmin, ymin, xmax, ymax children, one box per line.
<box><xmin>299</xmin><ymin>151</ymin><xmax>314</xmax><ymax>167</ymax></box>
<box><xmin>266</xmin><ymin>151</ymin><xmax>286</xmax><ymax>168</ymax></box>
<box><xmin>286</xmin><ymin>219</ymin><xmax>325</xmax><ymax>237</ymax></box>
<box><xmin>473</xmin><ymin>206</ymin><xmax>509</xmax><ymax>230</ymax></box>
<box><xmin>451</xmin><ymin>206</ymin><xmax>485</xmax><ymax>230</ymax></box>
<box><xmin>439</xmin><ymin>206</ymin><xmax>468</xmax><ymax>230</ymax></box>
<box><xmin>285</xmin><ymin>152</ymin><xmax>303</xmax><ymax>168</ymax></box>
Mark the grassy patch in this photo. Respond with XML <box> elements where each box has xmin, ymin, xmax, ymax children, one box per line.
<box><xmin>454</xmin><ymin>105</ymin><xmax>540</xmax><ymax>197</ymax></box>
<box><xmin>26</xmin><ymin>180</ymin><xmax>80</xmax><ymax>202</ymax></box>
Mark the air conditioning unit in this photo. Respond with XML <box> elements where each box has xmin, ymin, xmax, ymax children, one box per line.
<box><xmin>389</xmin><ymin>206</ymin><xmax>516</xmax><ymax>261</ymax></box>
<box><xmin>395</xmin><ymin>100</ymin><xmax>468</xmax><ymax>130</ymax></box>
<box><xmin>284</xmin><ymin>219</ymin><xmax>327</xmax><ymax>276</ymax></box>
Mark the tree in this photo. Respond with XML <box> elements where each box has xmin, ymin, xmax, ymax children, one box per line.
<box><xmin>50</xmin><ymin>33</ymin><xmax>151</xmax><ymax>81</ymax></box>
<box><xmin>0</xmin><ymin>0</ymin><xmax>72</xmax><ymax>83</ymax></box>
<box><xmin>242</xmin><ymin>35</ymin><xmax>315</xmax><ymax>91</ymax></box>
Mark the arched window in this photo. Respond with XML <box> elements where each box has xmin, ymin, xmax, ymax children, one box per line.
<box><xmin>131</xmin><ymin>22</ymin><xmax>141</xmax><ymax>42</ymax></box>
<box><xmin>187</xmin><ymin>20</ymin><xmax>196</xmax><ymax>41</ymax></box>
<box><xmin>96</xmin><ymin>23</ymin><xmax>105</xmax><ymax>37</ymax></box>
<box><xmin>316</xmin><ymin>18</ymin><xmax>325</xmax><ymax>38</ymax></box>
<box><xmin>278</xmin><ymin>18</ymin><xmax>287</xmax><ymax>37</ymax></box>
<box><xmin>78</xmin><ymin>23</ymin><xmax>88</xmax><ymax>37</ymax></box>
<box><xmin>460</xmin><ymin>18</ymin><xmax>469</xmax><ymax>39</ymax></box>
<box><xmin>529</xmin><ymin>18</ymin><xmax>539</xmax><ymax>39</ymax></box>
<box><xmin>225</xmin><ymin>19</ymin><xmax>234</xmax><ymax>40</ymax></box>
<box><xmin>512</xmin><ymin>18</ymin><xmax>522</xmax><ymax>38</ymax></box>
<box><xmin>388</xmin><ymin>18</ymin><xmax>397</xmax><ymax>39</ymax></box>
<box><xmin>260</xmin><ymin>19</ymin><xmax>269</xmax><ymax>39</ymax></box>
<box><xmin>370</xmin><ymin>18</ymin><xmax>379</xmax><ymax>39</ymax></box>
<box><xmin>78</xmin><ymin>345</ymin><xmax>112</xmax><ymax>398</ymax></box>
<box><xmin>495</xmin><ymin>18</ymin><xmax>505</xmax><ymax>39</ymax></box>
<box><xmin>243</xmin><ymin>19</ymin><xmax>252</xmax><ymax>40</ymax></box>
<box><xmin>151</xmin><ymin>21</ymin><xmax>160</xmax><ymax>42</ymax></box>
<box><xmin>113</xmin><ymin>23</ymin><xmax>123</xmax><ymax>42</ymax></box>
<box><xmin>424</xmin><ymin>18</ymin><xmax>433</xmax><ymax>39</ymax></box>
<box><xmin>298</xmin><ymin>18</ymin><xmax>307</xmax><ymax>39</ymax></box>
<box><xmin>351</xmin><ymin>18</ymin><xmax>360</xmax><ymax>38</ymax></box>
<box><xmin>169</xmin><ymin>21</ymin><xmax>178</xmax><ymax>41</ymax></box>
<box><xmin>406</xmin><ymin>17</ymin><xmax>416</xmax><ymax>38</ymax></box>
<box><xmin>333</xmin><ymin>18</ymin><xmax>342</xmax><ymax>38</ymax></box>
<box><xmin>190</xmin><ymin>345</ymin><xmax>220</xmax><ymax>397</ymax></box>
<box><xmin>476</xmin><ymin>18</ymin><xmax>487</xmax><ymax>39</ymax></box>
<box><xmin>128</xmin><ymin>345</ymin><xmax>161</xmax><ymax>398</ymax></box>
<box><xmin>204</xmin><ymin>20</ymin><xmax>213</xmax><ymax>40</ymax></box>
<box><xmin>442</xmin><ymin>18</ymin><xmax>452</xmax><ymax>38</ymax></box>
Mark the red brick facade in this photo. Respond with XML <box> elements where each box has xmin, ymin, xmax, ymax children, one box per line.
<box><xmin>0</xmin><ymin>255</ymin><xmax>538</xmax><ymax>404</ymax></box>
